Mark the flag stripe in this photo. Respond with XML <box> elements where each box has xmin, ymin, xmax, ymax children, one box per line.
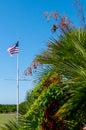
<box><xmin>8</xmin><ymin>48</ymin><xmax>19</xmax><ymax>53</ymax></box>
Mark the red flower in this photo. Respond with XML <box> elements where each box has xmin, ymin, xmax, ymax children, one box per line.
<box><xmin>27</xmin><ymin>66</ymin><xmax>32</xmax><ymax>74</ymax></box>
<box><xmin>53</xmin><ymin>11</ymin><xmax>59</xmax><ymax>20</ymax></box>
<box><xmin>32</xmin><ymin>61</ymin><xmax>38</xmax><ymax>69</ymax></box>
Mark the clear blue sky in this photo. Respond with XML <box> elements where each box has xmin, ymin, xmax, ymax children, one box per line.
<box><xmin>0</xmin><ymin>0</ymin><xmax>86</xmax><ymax>104</ymax></box>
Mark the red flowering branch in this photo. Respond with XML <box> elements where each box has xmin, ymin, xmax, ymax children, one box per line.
<box><xmin>24</xmin><ymin>60</ymin><xmax>43</xmax><ymax>76</ymax></box>
<box><xmin>44</xmin><ymin>11</ymin><xmax>73</xmax><ymax>33</ymax></box>
<box><xmin>44</xmin><ymin>0</ymin><xmax>86</xmax><ymax>33</ymax></box>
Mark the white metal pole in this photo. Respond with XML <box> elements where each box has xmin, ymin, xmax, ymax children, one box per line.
<box><xmin>17</xmin><ymin>53</ymin><xmax>19</xmax><ymax>121</ymax></box>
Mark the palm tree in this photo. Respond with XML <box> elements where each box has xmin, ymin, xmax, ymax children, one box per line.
<box><xmin>34</xmin><ymin>28</ymin><xmax>86</xmax><ymax>129</ymax></box>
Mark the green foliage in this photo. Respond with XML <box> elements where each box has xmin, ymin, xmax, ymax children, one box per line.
<box><xmin>19</xmin><ymin>101</ymin><xmax>29</xmax><ymax>115</ymax></box>
<box><xmin>25</xmin><ymin>72</ymin><xmax>57</xmax><ymax>108</ymax></box>
<box><xmin>0</xmin><ymin>104</ymin><xmax>16</xmax><ymax>113</ymax></box>
<box><xmin>34</xmin><ymin>29</ymin><xmax>86</xmax><ymax>129</ymax></box>
<box><xmin>0</xmin><ymin>120</ymin><xmax>19</xmax><ymax>130</ymax></box>
<box><xmin>25</xmin><ymin>83</ymin><xmax>64</xmax><ymax>130</ymax></box>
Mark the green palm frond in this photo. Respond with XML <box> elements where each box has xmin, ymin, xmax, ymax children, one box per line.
<box><xmin>35</xmin><ymin>29</ymin><xmax>86</xmax><ymax>80</ymax></box>
<box><xmin>0</xmin><ymin>115</ymin><xmax>33</xmax><ymax>130</ymax></box>
<box><xmin>0</xmin><ymin>120</ymin><xmax>19</xmax><ymax>130</ymax></box>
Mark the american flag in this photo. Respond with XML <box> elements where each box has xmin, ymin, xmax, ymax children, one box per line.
<box><xmin>7</xmin><ymin>41</ymin><xmax>19</xmax><ymax>56</ymax></box>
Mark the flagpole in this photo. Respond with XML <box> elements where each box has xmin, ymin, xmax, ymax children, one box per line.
<box><xmin>17</xmin><ymin>53</ymin><xmax>19</xmax><ymax>122</ymax></box>
<box><xmin>7</xmin><ymin>41</ymin><xmax>19</xmax><ymax>122</ymax></box>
